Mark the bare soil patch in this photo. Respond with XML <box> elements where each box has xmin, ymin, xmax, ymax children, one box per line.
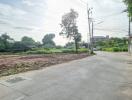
<box><xmin>0</xmin><ymin>53</ymin><xmax>89</xmax><ymax>77</ymax></box>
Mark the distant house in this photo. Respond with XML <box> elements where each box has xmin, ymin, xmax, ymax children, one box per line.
<box><xmin>92</xmin><ymin>35</ymin><xmax>109</xmax><ymax>43</ymax></box>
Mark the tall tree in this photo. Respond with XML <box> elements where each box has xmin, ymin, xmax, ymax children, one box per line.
<box><xmin>12</xmin><ymin>42</ymin><xmax>30</xmax><ymax>52</ymax></box>
<box><xmin>0</xmin><ymin>34</ymin><xmax>14</xmax><ymax>51</ymax></box>
<box><xmin>42</xmin><ymin>34</ymin><xmax>56</xmax><ymax>48</ymax></box>
<box><xmin>0</xmin><ymin>38</ymin><xmax>5</xmax><ymax>51</ymax></box>
<box><xmin>21</xmin><ymin>36</ymin><xmax>35</xmax><ymax>47</ymax></box>
<box><xmin>123</xmin><ymin>0</ymin><xmax>132</xmax><ymax>20</ymax></box>
<box><xmin>60</xmin><ymin>9</ymin><xmax>81</xmax><ymax>53</ymax></box>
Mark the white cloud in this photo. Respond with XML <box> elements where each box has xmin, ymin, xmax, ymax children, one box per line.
<box><xmin>0</xmin><ymin>3</ymin><xmax>26</xmax><ymax>17</ymax></box>
<box><xmin>22</xmin><ymin>0</ymin><xmax>46</xmax><ymax>7</ymax></box>
<box><xmin>0</xmin><ymin>0</ymin><xmax>129</xmax><ymax>45</ymax></box>
<box><xmin>0</xmin><ymin>3</ymin><xmax>27</xmax><ymax>27</ymax></box>
<box><xmin>22</xmin><ymin>0</ymin><xmax>35</xmax><ymax>6</ymax></box>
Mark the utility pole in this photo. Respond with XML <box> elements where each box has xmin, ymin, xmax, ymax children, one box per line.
<box><xmin>122</xmin><ymin>9</ymin><xmax>131</xmax><ymax>54</ymax></box>
<box><xmin>80</xmin><ymin>0</ymin><xmax>93</xmax><ymax>53</ymax></box>
<box><xmin>87</xmin><ymin>4</ymin><xmax>93</xmax><ymax>53</ymax></box>
<box><xmin>91</xmin><ymin>21</ymin><xmax>94</xmax><ymax>52</ymax></box>
<box><xmin>128</xmin><ymin>16</ymin><xmax>131</xmax><ymax>54</ymax></box>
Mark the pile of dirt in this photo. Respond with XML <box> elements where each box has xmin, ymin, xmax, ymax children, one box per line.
<box><xmin>0</xmin><ymin>53</ymin><xmax>89</xmax><ymax>77</ymax></box>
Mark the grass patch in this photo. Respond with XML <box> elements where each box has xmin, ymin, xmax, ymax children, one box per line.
<box><xmin>24</xmin><ymin>48</ymin><xmax>89</xmax><ymax>54</ymax></box>
<box><xmin>101</xmin><ymin>47</ymin><xmax>128</xmax><ymax>52</ymax></box>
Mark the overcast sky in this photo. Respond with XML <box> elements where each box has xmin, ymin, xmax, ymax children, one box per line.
<box><xmin>0</xmin><ymin>0</ymin><xmax>130</xmax><ymax>45</ymax></box>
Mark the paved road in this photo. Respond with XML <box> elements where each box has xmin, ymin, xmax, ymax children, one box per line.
<box><xmin>0</xmin><ymin>52</ymin><xmax>132</xmax><ymax>100</ymax></box>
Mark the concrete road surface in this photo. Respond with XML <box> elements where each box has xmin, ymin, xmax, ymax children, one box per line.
<box><xmin>0</xmin><ymin>52</ymin><xmax>132</xmax><ymax>100</ymax></box>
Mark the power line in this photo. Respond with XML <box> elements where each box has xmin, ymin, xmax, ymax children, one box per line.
<box><xmin>95</xmin><ymin>28</ymin><xmax>128</xmax><ymax>33</ymax></box>
<box><xmin>75</xmin><ymin>0</ymin><xmax>125</xmax><ymax>21</ymax></box>
<box><xmin>77</xmin><ymin>0</ymin><xmax>125</xmax><ymax>25</ymax></box>
<box><xmin>95</xmin><ymin>12</ymin><xmax>124</xmax><ymax>21</ymax></box>
<box><xmin>79</xmin><ymin>0</ymin><xmax>87</xmax><ymax>4</ymax></box>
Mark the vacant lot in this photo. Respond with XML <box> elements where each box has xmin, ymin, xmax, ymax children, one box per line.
<box><xmin>0</xmin><ymin>53</ymin><xmax>89</xmax><ymax>77</ymax></box>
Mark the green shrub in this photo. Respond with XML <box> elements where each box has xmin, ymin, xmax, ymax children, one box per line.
<box><xmin>122</xmin><ymin>47</ymin><xmax>128</xmax><ymax>52</ymax></box>
<box><xmin>50</xmin><ymin>48</ymin><xmax>62</xmax><ymax>53</ymax></box>
<box><xmin>78</xmin><ymin>48</ymin><xmax>88</xmax><ymax>53</ymax></box>
<box><xmin>102</xmin><ymin>48</ymin><xmax>113</xmax><ymax>52</ymax></box>
<box><xmin>62</xmin><ymin>48</ymin><xmax>88</xmax><ymax>53</ymax></box>
<box><xmin>101</xmin><ymin>47</ymin><xmax>128</xmax><ymax>52</ymax></box>
<box><xmin>113</xmin><ymin>47</ymin><xmax>120</xmax><ymax>52</ymax></box>
<box><xmin>25</xmin><ymin>48</ymin><xmax>89</xmax><ymax>54</ymax></box>
<box><xmin>26</xmin><ymin>50</ymin><xmax>52</xmax><ymax>54</ymax></box>
<box><xmin>62</xmin><ymin>49</ymin><xmax>75</xmax><ymax>53</ymax></box>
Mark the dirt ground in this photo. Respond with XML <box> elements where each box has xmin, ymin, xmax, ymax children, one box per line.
<box><xmin>0</xmin><ymin>53</ymin><xmax>89</xmax><ymax>77</ymax></box>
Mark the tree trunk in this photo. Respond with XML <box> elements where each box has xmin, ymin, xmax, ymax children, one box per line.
<box><xmin>75</xmin><ymin>40</ymin><xmax>78</xmax><ymax>53</ymax></box>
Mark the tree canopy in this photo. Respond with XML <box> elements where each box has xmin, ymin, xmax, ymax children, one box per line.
<box><xmin>21</xmin><ymin>36</ymin><xmax>36</xmax><ymax>47</ymax></box>
<box><xmin>60</xmin><ymin>9</ymin><xmax>81</xmax><ymax>53</ymax></box>
<box><xmin>42</xmin><ymin>34</ymin><xmax>56</xmax><ymax>48</ymax></box>
<box><xmin>95</xmin><ymin>37</ymin><xmax>128</xmax><ymax>51</ymax></box>
<box><xmin>60</xmin><ymin>9</ymin><xmax>78</xmax><ymax>38</ymax></box>
<box><xmin>12</xmin><ymin>42</ymin><xmax>30</xmax><ymax>52</ymax></box>
<box><xmin>0</xmin><ymin>34</ymin><xmax>39</xmax><ymax>52</ymax></box>
<box><xmin>123</xmin><ymin>0</ymin><xmax>132</xmax><ymax>20</ymax></box>
<box><xmin>0</xmin><ymin>34</ymin><xmax>14</xmax><ymax>51</ymax></box>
